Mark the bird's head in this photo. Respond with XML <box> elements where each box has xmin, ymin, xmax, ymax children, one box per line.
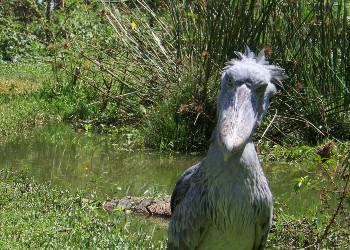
<box><xmin>216</xmin><ymin>47</ymin><xmax>286</xmax><ymax>154</ymax></box>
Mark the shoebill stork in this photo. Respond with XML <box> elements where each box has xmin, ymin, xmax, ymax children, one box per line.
<box><xmin>168</xmin><ymin>48</ymin><xmax>286</xmax><ymax>250</ymax></box>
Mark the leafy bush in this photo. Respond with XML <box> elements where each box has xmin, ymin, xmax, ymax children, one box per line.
<box><xmin>0</xmin><ymin>0</ymin><xmax>45</xmax><ymax>61</ymax></box>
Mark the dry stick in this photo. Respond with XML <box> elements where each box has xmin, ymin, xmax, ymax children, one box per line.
<box><xmin>61</xmin><ymin>66</ymin><xmax>137</xmax><ymax>114</ymax></box>
<box><xmin>80</xmin><ymin>53</ymin><xmax>146</xmax><ymax>99</ymax></box>
<box><xmin>257</xmin><ymin>108</ymin><xmax>277</xmax><ymax>146</ymax></box>
<box><xmin>85</xmin><ymin>47</ymin><xmax>149</xmax><ymax>88</ymax></box>
<box><xmin>81</xmin><ymin>75</ymin><xmax>137</xmax><ymax>114</ymax></box>
<box><xmin>277</xmin><ymin>115</ymin><xmax>326</xmax><ymax>137</ymax></box>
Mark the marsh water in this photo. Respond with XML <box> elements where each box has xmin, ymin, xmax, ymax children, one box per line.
<box><xmin>0</xmin><ymin>123</ymin><xmax>320</xmax><ymax>241</ymax></box>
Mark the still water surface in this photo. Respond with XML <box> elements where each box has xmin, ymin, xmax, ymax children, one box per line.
<box><xmin>0</xmin><ymin>123</ymin><xmax>320</xmax><ymax>241</ymax></box>
<box><xmin>0</xmin><ymin>123</ymin><xmax>198</xmax><ymax>198</ymax></box>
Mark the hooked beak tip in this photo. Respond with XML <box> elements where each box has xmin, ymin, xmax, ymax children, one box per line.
<box><xmin>219</xmin><ymin>133</ymin><xmax>245</xmax><ymax>153</ymax></box>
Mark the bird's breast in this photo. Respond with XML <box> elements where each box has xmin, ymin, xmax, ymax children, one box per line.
<box><xmin>206</xmin><ymin>167</ymin><xmax>273</xmax><ymax>234</ymax></box>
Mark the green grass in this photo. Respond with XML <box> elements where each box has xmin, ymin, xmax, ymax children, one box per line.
<box><xmin>0</xmin><ymin>62</ymin><xmax>52</xmax><ymax>86</ymax></box>
<box><xmin>0</xmin><ymin>95</ymin><xmax>49</xmax><ymax>143</ymax></box>
<box><xmin>0</xmin><ymin>169</ymin><xmax>166</xmax><ymax>249</ymax></box>
<box><xmin>0</xmin><ymin>61</ymin><xmax>55</xmax><ymax>143</ymax></box>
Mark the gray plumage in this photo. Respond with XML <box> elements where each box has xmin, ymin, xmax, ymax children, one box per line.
<box><xmin>168</xmin><ymin>48</ymin><xmax>286</xmax><ymax>250</ymax></box>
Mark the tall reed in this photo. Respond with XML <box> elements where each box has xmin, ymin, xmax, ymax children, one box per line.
<box><xmin>167</xmin><ymin>0</ymin><xmax>350</xmax><ymax>145</ymax></box>
<box><xmin>95</xmin><ymin>0</ymin><xmax>349</xmax><ymax>147</ymax></box>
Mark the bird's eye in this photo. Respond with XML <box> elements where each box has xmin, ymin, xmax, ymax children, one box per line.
<box><xmin>227</xmin><ymin>76</ymin><xmax>235</xmax><ymax>87</ymax></box>
<box><xmin>255</xmin><ymin>83</ymin><xmax>268</xmax><ymax>93</ymax></box>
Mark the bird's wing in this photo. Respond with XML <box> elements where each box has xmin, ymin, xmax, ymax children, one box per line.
<box><xmin>170</xmin><ymin>162</ymin><xmax>201</xmax><ymax>213</ymax></box>
<box><xmin>168</xmin><ymin>162</ymin><xmax>207</xmax><ymax>250</ymax></box>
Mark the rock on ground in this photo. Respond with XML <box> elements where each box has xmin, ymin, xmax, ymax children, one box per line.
<box><xmin>101</xmin><ymin>196</ymin><xmax>171</xmax><ymax>218</ymax></box>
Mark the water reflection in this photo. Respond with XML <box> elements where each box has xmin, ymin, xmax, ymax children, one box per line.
<box><xmin>0</xmin><ymin>123</ymin><xmax>319</xmax><ymax>217</ymax></box>
<box><xmin>0</xmin><ymin>123</ymin><xmax>200</xmax><ymax>199</ymax></box>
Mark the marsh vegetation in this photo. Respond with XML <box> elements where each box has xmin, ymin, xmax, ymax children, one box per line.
<box><xmin>0</xmin><ymin>0</ymin><xmax>349</xmax><ymax>248</ymax></box>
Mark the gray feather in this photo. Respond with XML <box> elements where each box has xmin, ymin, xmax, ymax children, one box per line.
<box><xmin>170</xmin><ymin>162</ymin><xmax>201</xmax><ymax>213</ymax></box>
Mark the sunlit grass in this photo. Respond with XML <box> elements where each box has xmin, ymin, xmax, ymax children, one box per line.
<box><xmin>0</xmin><ymin>62</ymin><xmax>52</xmax><ymax>84</ymax></box>
<box><xmin>0</xmin><ymin>62</ymin><xmax>53</xmax><ymax>93</ymax></box>
<box><xmin>0</xmin><ymin>96</ymin><xmax>47</xmax><ymax>143</ymax></box>
<box><xmin>0</xmin><ymin>62</ymin><xmax>54</xmax><ymax>142</ymax></box>
<box><xmin>0</xmin><ymin>78</ymin><xmax>40</xmax><ymax>93</ymax></box>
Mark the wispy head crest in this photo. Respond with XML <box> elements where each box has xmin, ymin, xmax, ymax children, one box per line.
<box><xmin>224</xmin><ymin>46</ymin><xmax>287</xmax><ymax>88</ymax></box>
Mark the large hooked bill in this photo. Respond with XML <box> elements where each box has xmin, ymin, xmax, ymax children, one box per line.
<box><xmin>218</xmin><ymin>84</ymin><xmax>258</xmax><ymax>153</ymax></box>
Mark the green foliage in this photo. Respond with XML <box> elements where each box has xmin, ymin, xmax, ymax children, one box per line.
<box><xmin>0</xmin><ymin>0</ymin><xmax>45</xmax><ymax>61</ymax></box>
<box><xmin>36</xmin><ymin>1</ymin><xmax>150</xmax><ymax>126</ymax></box>
<box><xmin>0</xmin><ymin>23</ymin><xmax>40</xmax><ymax>62</ymax></box>
<box><xmin>263</xmin><ymin>1</ymin><xmax>350</xmax><ymax>145</ymax></box>
<box><xmin>267</xmin><ymin>152</ymin><xmax>350</xmax><ymax>248</ymax></box>
<box><xmin>82</xmin><ymin>0</ymin><xmax>350</xmax><ymax>150</ymax></box>
<box><xmin>141</xmin><ymin>73</ymin><xmax>216</xmax><ymax>151</ymax></box>
<box><xmin>294</xmin><ymin>175</ymin><xmax>315</xmax><ymax>191</ymax></box>
<box><xmin>142</xmin><ymin>100</ymin><xmax>211</xmax><ymax>151</ymax></box>
<box><xmin>268</xmin><ymin>208</ymin><xmax>349</xmax><ymax>248</ymax></box>
<box><xmin>1</xmin><ymin>0</ymin><xmax>350</xmax><ymax>150</ymax></box>
<box><xmin>269</xmin><ymin>144</ymin><xmax>321</xmax><ymax>162</ymax></box>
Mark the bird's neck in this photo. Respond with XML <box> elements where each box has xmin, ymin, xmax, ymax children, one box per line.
<box><xmin>205</xmin><ymin>137</ymin><xmax>260</xmax><ymax>170</ymax></box>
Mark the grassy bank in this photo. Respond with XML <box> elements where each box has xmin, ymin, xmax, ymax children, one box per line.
<box><xmin>0</xmin><ymin>62</ymin><xmax>51</xmax><ymax>143</ymax></box>
<box><xmin>0</xmin><ymin>169</ymin><xmax>166</xmax><ymax>249</ymax></box>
